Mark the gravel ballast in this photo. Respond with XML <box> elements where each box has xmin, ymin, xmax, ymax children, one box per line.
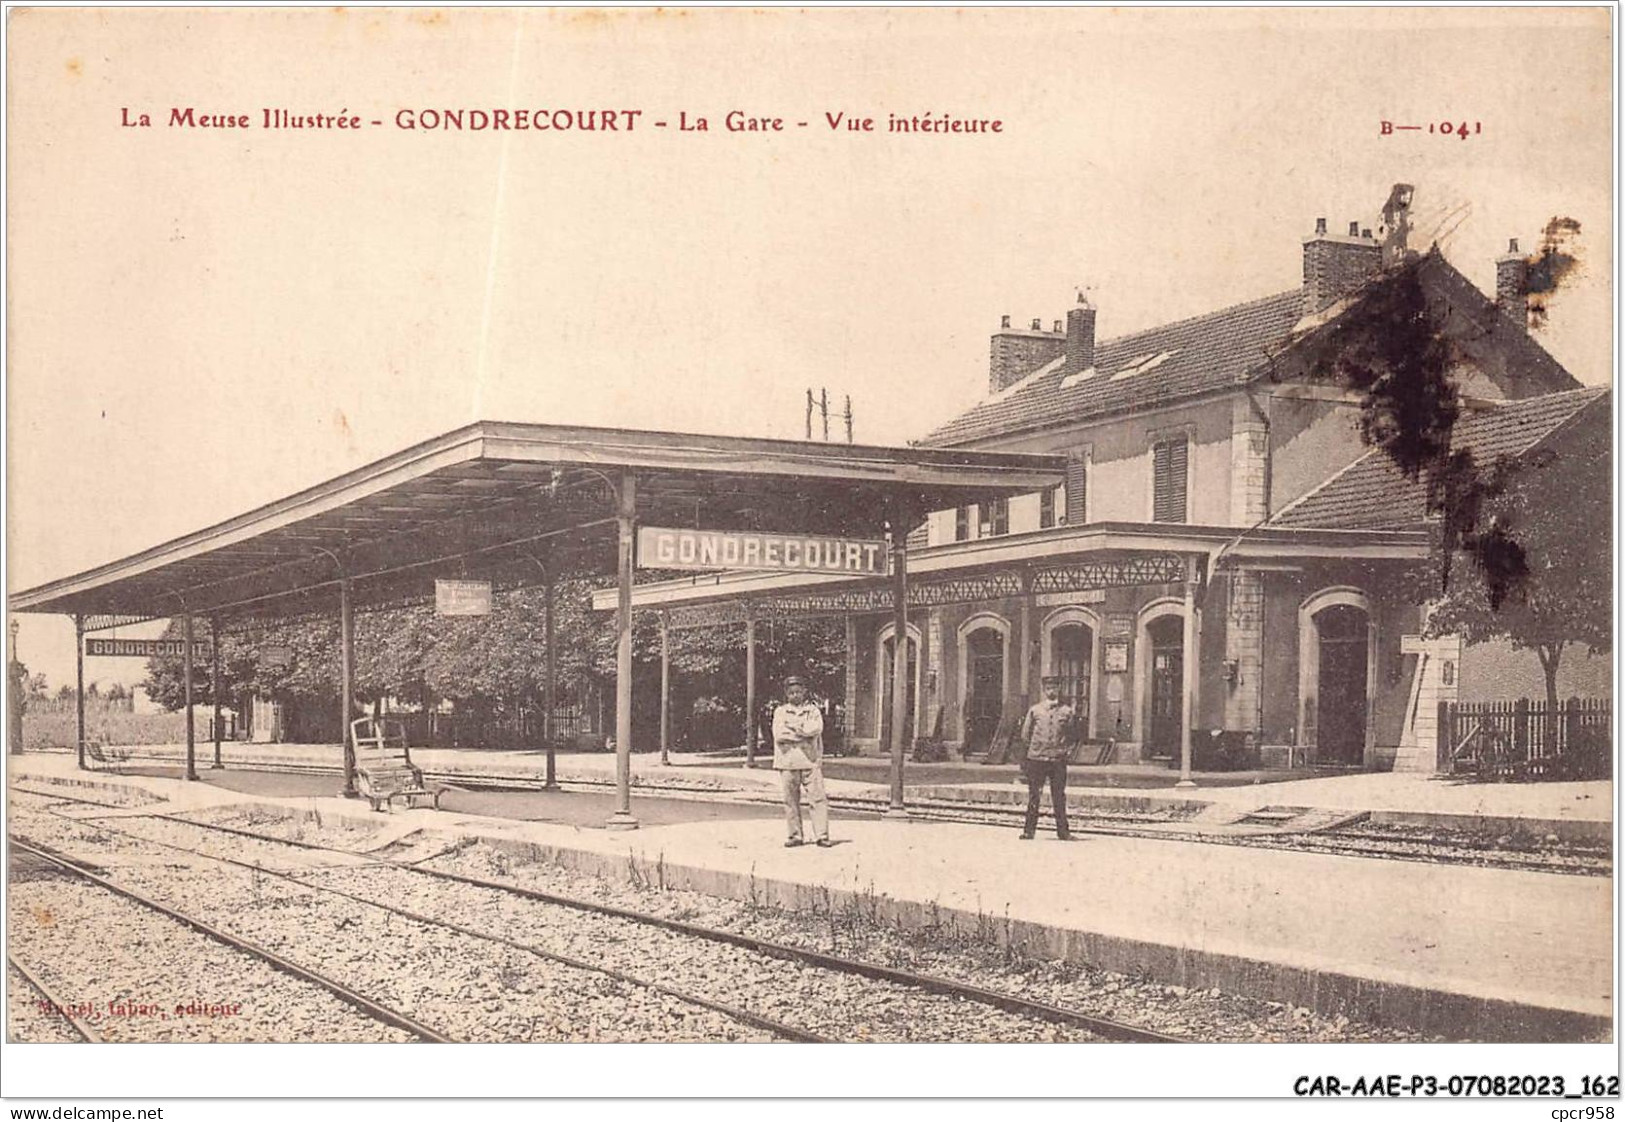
<box><xmin>12</xmin><ymin>790</ymin><xmax>1453</xmax><ymax>1042</ymax></box>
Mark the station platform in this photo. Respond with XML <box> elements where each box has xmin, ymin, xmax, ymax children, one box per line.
<box><xmin>7</xmin><ymin>748</ymin><xmax>1614</xmax><ymax>1042</ymax></box>
<box><xmin>17</xmin><ymin>739</ymin><xmax>1614</xmax><ymax>839</ymax></box>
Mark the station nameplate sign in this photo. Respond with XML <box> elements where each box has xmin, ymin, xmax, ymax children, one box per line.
<box><xmin>1034</xmin><ymin>590</ymin><xmax>1106</xmax><ymax>608</ymax></box>
<box><xmin>85</xmin><ymin>638</ymin><xmax>213</xmax><ymax>660</ymax></box>
<box><xmin>260</xmin><ymin>645</ymin><xmax>293</xmax><ymax>669</ymax></box>
<box><xmin>637</xmin><ymin>527</ymin><xmax>888</xmax><ymax>575</ymax></box>
<box><xmin>436</xmin><ymin>579</ymin><xmax>493</xmax><ymax>616</ymax></box>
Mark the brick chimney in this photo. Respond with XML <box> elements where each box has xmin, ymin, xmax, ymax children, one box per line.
<box><xmin>1063</xmin><ymin>293</ymin><xmax>1096</xmax><ymax>377</ymax></box>
<box><xmin>989</xmin><ymin>314</ymin><xmax>1064</xmax><ymax>394</ymax></box>
<box><xmin>1302</xmin><ymin>217</ymin><xmax>1382</xmax><ymax>314</ymax></box>
<box><xmin>1496</xmin><ymin>237</ymin><xmax>1528</xmax><ymax>331</ymax></box>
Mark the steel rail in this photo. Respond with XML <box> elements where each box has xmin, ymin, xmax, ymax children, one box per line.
<box><xmin>6</xmin><ymin>835</ymin><xmax>455</xmax><ymax>1044</ymax></box>
<box><xmin>24</xmin><ymin>793</ymin><xmax>1176</xmax><ymax>1043</ymax></box>
<box><xmin>408</xmin><ymin>861</ymin><xmax>1182</xmax><ymax>1044</ymax></box>
<box><xmin>15</xmin><ymin>807</ymin><xmax>826</xmax><ymax>1044</ymax></box>
<box><xmin>7</xmin><ymin>952</ymin><xmax>103</xmax><ymax>1042</ymax></box>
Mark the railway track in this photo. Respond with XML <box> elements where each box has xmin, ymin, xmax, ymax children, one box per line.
<box><xmin>8</xmin><ymin>949</ymin><xmax>102</xmax><ymax>1042</ymax></box>
<box><xmin>11</xmin><ymin>787</ymin><xmax>1174</xmax><ymax>1043</ymax></box>
<box><xmin>11</xmin><ymin>802</ymin><xmax>819</xmax><ymax>1043</ymax></box>
<box><xmin>9</xmin><ymin>836</ymin><xmax>454</xmax><ymax>1043</ymax></box>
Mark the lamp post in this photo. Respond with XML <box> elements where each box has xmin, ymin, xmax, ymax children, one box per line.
<box><xmin>8</xmin><ymin>619</ymin><xmax>22</xmax><ymax>756</ymax></box>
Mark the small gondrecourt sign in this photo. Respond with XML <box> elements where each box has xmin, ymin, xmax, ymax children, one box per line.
<box><xmin>85</xmin><ymin>638</ymin><xmax>213</xmax><ymax>660</ymax></box>
<box><xmin>436</xmin><ymin>579</ymin><xmax>493</xmax><ymax>616</ymax></box>
<box><xmin>636</xmin><ymin>526</ymin><xmax>888</xmax><ymax>575</ymax></box>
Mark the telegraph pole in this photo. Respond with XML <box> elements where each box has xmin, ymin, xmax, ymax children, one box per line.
<box><xmin>805</xmin><ymin>388</ymin><xmax>853</xmax><ymax>442</ymax></box>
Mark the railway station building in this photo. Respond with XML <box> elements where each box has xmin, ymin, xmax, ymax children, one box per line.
<box><xmin>617</xmin><ymin>212</ymin><xmax>1610</xmax><ymax>773</ymax></box>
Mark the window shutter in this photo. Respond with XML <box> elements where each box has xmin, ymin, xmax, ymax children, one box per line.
<box><xmin>1065</xmin><ymin>455</ymin><xmax>1088</xmax><ymax>524</ymax></box>
<box><xmin>955</xmin><ymin>506</ymin><xmax>969</xmax><ymax>542</ymax></box>
<box><xmin>992</xmin><ymin>497</ymin><xmax>1009</xmax><ymax>536</ymax></box>
<box><xmin>1153</xmin><ymin>437</ymin><xmax>1188</xmax><ymax>523</ymax></box>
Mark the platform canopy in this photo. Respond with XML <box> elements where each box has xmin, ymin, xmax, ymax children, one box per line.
<box><xmin>10</xmin><ymin>420</ymin><xmax>1063</xmax><ymax>823</ymax></box>
<box><xmin>9</xmin><ymin>421</ymin><xmax>1065</xmax><ymax>626</ymax></box>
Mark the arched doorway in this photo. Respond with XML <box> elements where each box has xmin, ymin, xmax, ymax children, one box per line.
<box><xmin>1146</xmin><ymin>615</ymin><xmax>1184</xmax><ymax>759</ymax></box>
<box><xmin>962</xmin><ymin>627</ymin><xmax>1006</xmax><ymax>755</ymax></box>
<box><xmin>1048</xmin><ymin>623</ymin><xmax>1093</xmax><ymax>730</ymax></box>
<box><xmin>1297</xmin><ymin>587</ymin><xmax>1375</xmax><ymax>767</ymax></box>
<box><xmin>1041</xmin><ymin>607</ymin><xmax>1101</xmax><ymax>738</ymax></box>
<box><xmin>875</xmin><ymin>625</ymin><xmax>921</xmax><ymax>746</ymax></box>
<box><xmin>1314</xmin><ymin>603</ymin><xmax>1369</xmax><ymax>766</ymax></box>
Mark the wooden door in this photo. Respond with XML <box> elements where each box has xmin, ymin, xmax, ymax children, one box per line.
<box><xmin>1147</xmin><ymin>616</ymin><xmax>1183</xmax><ymax>758</ymax></box>
<box><xmin>879</xmin><ymin>635</ymin><xmax>917</xmax><ymax>747</ymax></box>
<box><xmin>1316</xmin><ymin>605</ymin><xmax>1368</xmax><ymax>766</ymax></box>
<box><xmin>964</xmin><ymin>628</ymin><xmax>1005</xmax><ymax>754</ymax></box>
<box><xmin>1051</xmin><ymin>623</ymin><xmax>1092</xmax><ymax>730</ymax></box>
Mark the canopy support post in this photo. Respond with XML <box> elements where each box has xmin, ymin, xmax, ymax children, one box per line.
<box><xmin>543</xmin><ymin>562</ymin><xmax>558</xmax><ymax>790</ymax></box>
<box><xmin>842</xmin><ymin>614</ymin><xmax>857</xmax><ymax>755</ymax></box>
<box><xmin>659</xmin><ymin>610</ymin><xmax>671</xmax><ymax>767</ymax></box>
<box><xmin>210</xmin><ymin>615</ymin><xmax>223</xmax><ymax>769</ymax></box>
<box><xmin>1177</xmin><ymin>555</ymin><xmax>1200</xmax><ymax>789</ymax></box>
<box><xmin>607</xmin><ymin>469</ymin><xmax>639</xmax><ymax>830</ymax></box>
<box><xmin>886</xmin><ymin>505</ymin><xmax>912</xmax><ymax>818</ymax></box>
<box><xmin>744</xmin><ymin>613</ymin><xmax>757</xmax><ymax>768</ymax></box>
<box><xmin>340</xmin><ymin>576</ymin><xmax>357</xmax><ymax>797</ymax></box>
<box><xmin>184</xmin><ymin>613</ymin><xmax>198</xmax><ymax>781</ymax></box>
<box><xmin>74</xmin><ymin>614</ymin><xmax>85</xmax><ymax>771</ymax></box>
<box><xmin>1018</xmin><ymin>569</ymin><xmax>1034</xmax><ymax>698</ymax></box>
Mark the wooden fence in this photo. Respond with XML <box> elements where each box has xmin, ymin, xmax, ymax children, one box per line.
<box><xmin>1438</xmin><ymin>697</ymin><xmax>1611</xmax><ymax>781</ymax></box>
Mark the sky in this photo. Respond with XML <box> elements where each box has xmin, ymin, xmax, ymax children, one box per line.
<box><xmin>5</xmin><ymin>6</ymin><xmax>1614</xmax><ymax>692</ymax></box>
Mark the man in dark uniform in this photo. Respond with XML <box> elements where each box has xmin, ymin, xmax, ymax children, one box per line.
<box><xmin>1018</xmin><ymin>675</ymin><xmax>1075</xmax><ymax>840</ymax></box>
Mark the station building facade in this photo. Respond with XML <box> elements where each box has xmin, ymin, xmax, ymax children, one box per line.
<box><xmin>634</xmin><ymin>211</ymin><xmax>1608</xmax><ymax>771</ymax></box>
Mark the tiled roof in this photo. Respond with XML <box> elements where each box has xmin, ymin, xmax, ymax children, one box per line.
<box><xmin>921</xmin><ymin>251</ymin><xmax>1581</xmax><ymax>450</ymax></box>
<box><xmin>1270</xmin><ymin>387</ymin><xmax>1610</xmax><ymax>530</ymax></box>
<box><xmin>922</xmin><ymin>290</ymin><xmax>1308</xmax><ymax>447</ymax></box>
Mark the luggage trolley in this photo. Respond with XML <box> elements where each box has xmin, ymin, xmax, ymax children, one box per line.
<box><xmin>351</xmin><ymin>717</ymin><xmax>442</xmax><ymax>812</ymax></box>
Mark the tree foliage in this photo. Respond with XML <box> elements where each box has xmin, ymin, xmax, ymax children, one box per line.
<box><xmin>138</xmin><ymin>568</ymin><xmax>847</xmax><ymax>751</ymax></box>
<box><xmin>1420</xmin><ymin>418</ymin><xmax>1611</xmax><ymax>706</ymax></box>
<box><xmin>1298</xmin><ymin>248</ymin><xmax>1609</xmax><ymax>707</ymax></box>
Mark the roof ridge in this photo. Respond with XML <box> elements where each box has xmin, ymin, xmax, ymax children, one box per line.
<box><xmin>923</xmin><ymin>288</ymin><xmax>1306</xmax><ymax>446</ymax></box>
<box><xmin>1096</xmin><ymin>288</ymin><xmax>1301</xmax><ymax>352</ymax></box>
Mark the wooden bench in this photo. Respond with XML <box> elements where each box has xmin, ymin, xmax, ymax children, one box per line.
<box><xmin>83</xmin><ymin>738</ymin><xmax>130</xmax><ymax>773</ymax></box>
<box><xmin>351</xmin><ymin>718</ymin><xmax>441</xmax><ymax>812</ymax></box>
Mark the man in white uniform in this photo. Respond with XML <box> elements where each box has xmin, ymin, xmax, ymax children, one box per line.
<box><xmin>772</xmin><ymin>673</ymin><xmax>831</xmax><ymax>848</ymax></box>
